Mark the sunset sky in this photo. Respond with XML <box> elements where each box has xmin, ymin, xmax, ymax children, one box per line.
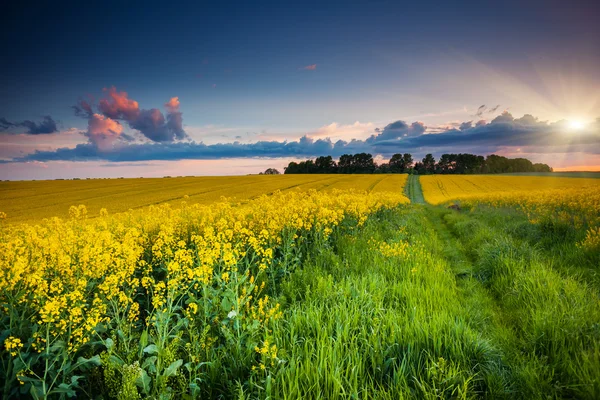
<box><xmin>1</xmin><ymin>0</ymin><xmax>599</xmax><ymax>179</ymax></box>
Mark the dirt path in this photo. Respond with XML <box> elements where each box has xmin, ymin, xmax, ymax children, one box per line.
<box><xmin>405</xmin><ymin>175</ymin><xmax>426</xmax><ymax>204</ymax></box>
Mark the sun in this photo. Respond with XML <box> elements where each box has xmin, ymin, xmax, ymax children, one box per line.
<box><xmin>567</xmin><ymin>119</ymin><xmax>585</xmax><ymax>130</ymax></box>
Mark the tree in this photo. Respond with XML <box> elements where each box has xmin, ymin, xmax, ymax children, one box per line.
<box><xmin>353</xmin><ymin>153</ymin><xmax>377</xmax><ymax>173</ymax></box>
<box><xmin>377</xmin><ymin>163</ymin><xmax>390</xmax><ymax>173</ymax></box>
<box><xmin>389</xmin><ymin>154</ymin><xmax>405</xmax><ymax>173</ymax></box>
<box><xmin>338</xmin><ymin>154</ymin><xmax>355</xmax><ymax>173</ymax></box>
<box><xmin>436</xmin><ymin>154</ymin><xmax>453</xmax><ymax>173</ymax></box>
<box><xmin>315</xmin><ymin>155</ymin><xmax>337</xmax><ymax>173</ymax></box>
<box><xmin>388</xmin><ymin>153</ymin><xmax>414</xmax><ymax>173</ymax></box>
<box><xmin>413</xmin><ymin>162</ymin><xmax>426</xmax><ymax>175</ymax></box>
<box><xmin>402</xmin><ymin>153</ymin><xmax>414</xmax><ymax>171</ymax></box>
<box><xmin>287</xmin><ymin>153</ymin><xmax>551</xmax><ymax>175</ymax></box>
<box><xmin>262</xmin><ymin>168</ymin><xmax>280</xmax><ymax>175</ymax></box>
<box><xmin>533</xmin><ymin>163</ymin><xmax>552</xmax><ymax>172</ymax></box>
<box><xmin>422</xmin><ymin>153</ymin><xmax>435</xmax><ymax>174</ymax></box>
<box><xmin>284</xmin><ymin>162</ymin><xmax>299</xmax><ymax>174</ymax></box>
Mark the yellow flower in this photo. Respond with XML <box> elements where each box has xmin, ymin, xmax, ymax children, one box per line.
<box><xmin>221</xmin><ymin>271</ymin><xmax>230</xmax><ymax>283</ymax></box>
<box><xmin>4</xmin><ymin>337</ymin><xmax>23</xmax><ymax>356</ymax></box>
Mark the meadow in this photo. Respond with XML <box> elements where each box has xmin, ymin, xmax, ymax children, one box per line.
<box><xmin>1</xmin><ymin>174</ymin><xmax>599</xmax><ymax>399</ymax></box>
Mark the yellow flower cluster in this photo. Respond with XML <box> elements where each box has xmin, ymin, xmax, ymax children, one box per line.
<box><xmin>580</xmin><ymin>227</ymin><xmax>600</xmax><ymax>251</ymax></box>
<box><xmin>254</xmin><ymin>338</ymin><xmax>279</xmax><ymax>370</ymax></box>
<box><xmin>376</xmin><ymin>240</ymin><xmax>410</xmax><ymax>258</ymax></box>
<box><xmin>456</xmin><ymin>186</ymin><xmax>600</xmax><ymax>229</ymax></box>
<box><xmin>0</xmin><ymin>174</ymin><xmax>410</xmax><ymax>224</ymax></box>
<box><xmin>420</xmin><ymin>175</ymin><xmax>600</xmax><ymax>206</ymax></box>
<box><xmin>4</xmin><ymin>336</ymin><xmax>23</xmax><ymax>357</ymax></box>
<box><xmin>0</xmin><ymin>188</ymin><xmax>406</xmax><ymax>372</ymax></box>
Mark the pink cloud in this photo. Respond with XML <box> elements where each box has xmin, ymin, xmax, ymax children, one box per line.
<box><xmin>87</xmin><ymin>114</ymin><xmax>124</xmax><ymax>151</ymax></box>
<box><xmin>165</xmin><ymin>97</ymin><xmax>180</xmax><ymax>112</ymax></box>
<box><xmin>308</xmin><ymin>121</ymin><xmax>375</xmax><ymax>141</ymax></box>
<box><xmin>98</xmin><ymin>87</ymin><xmax>140</xmax><ymax>120</ymax></box>
<box><xmin>300</xmin><ymin>64</ymin><xmax>317</xmax><ymax>71</ymax></box>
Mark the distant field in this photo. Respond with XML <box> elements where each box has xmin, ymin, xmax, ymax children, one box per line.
<box><xmin>499</xmin><ymin>171</ymin><xmax>600</xmax><ymax>178</ymax></box>
<box><xmin>420</xmin><ymin>174</ymin><xmax>600</xmax><ymax>204</ymax></box>
<box><xmin>0</xmin><ymin>174</ymin><xmax>408</xmax><ymax>223</ymax></box>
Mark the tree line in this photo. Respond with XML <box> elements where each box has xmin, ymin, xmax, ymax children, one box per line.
<box><xmin>283</xmin><ymin>153</ymin><xmax>552</xmax><ymax>174</ymax></box>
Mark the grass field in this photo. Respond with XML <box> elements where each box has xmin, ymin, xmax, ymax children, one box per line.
<box><xmin>0</xmin><ymin>174</ymin><xmax>408</xmax><ymax>224</ymax></box>
<box><xmin>1</xmin><ymin>174</ymin><xmax>599</xmax><ymax>399</ymax></box>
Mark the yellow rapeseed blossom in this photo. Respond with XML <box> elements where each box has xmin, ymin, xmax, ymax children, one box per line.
<box><xmin>0</xmin><ymin>188</ymin><xmax>406</xmax><ymax>365</ymax></box>
<box><xmin>421</xmin><ymin>175</ymin><xmax>600</xmax><ymax>240</ymax></box>
<box><xmin>4</xmin><ymin>336</ymin><xmax>23</xmax><ymax>356</ymax></box>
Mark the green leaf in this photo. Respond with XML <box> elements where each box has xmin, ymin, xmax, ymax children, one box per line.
<box><xmin>30</xmin><ymin>383</ymin><xmax>44</xmax><ymax>400</ymax></box>
<box><xmin>136</xmin><ymin>369</ymin><xmax>152</xmax><ymax>394</ymax></box>
<box><xmin>189</xmin><ymin>383</ymin><xmax>201</xmax><ymax>397</ymax></box>
<box><xmin>94</xmin><ymin>323</ymin><xmax>108</xmax><ymax>334</ymax></box>
<box><xmin>48</xmin><ymin>340</ymin><xmax>66</xmax><ymax>353</ymax></box>
<box><xmin>142</xmin><ymin>356</ymin><xmax>157</xmax><ymax>374</ymax></box>
<box><xmin>105</xmin><ymin>337</ymin><xmax>114</xmax><ymax>351</ymax></box>
<box><xmin>76</xmin><ymin>355</ymin><xmax>102</xmax><ymax>370</ymax></box>
<box><xmin>221</xmin><ymin>296</ymin><xmax>232</xmax><ymax>312</ymax></box>
<box><xmin>143</xmin><ymin>344</ymin><xmax>159</xmax><ymax>355</ymax></box>
<box><xmin>53</xmin><ymin>383</ymin><xmax>76</xmax><ymax>397</ymax></box>
<box><xmin>139</xmin><ymin>330</ymin><xmax>148</xmax><ymax>350</ymax></box>
<box><xmin>109</xmin><ymin>355</ymin><xmax>124</xmax><ymax>367</ymax></box>
<box><xmin>163</xmin><ymin>359</ymin><xmax>183</xmax><ymax>377</ymax></box>
<box><xmin>70</xmin><ymin>375</ymin><xmax>82</xmax><ymax>386</ymax></box>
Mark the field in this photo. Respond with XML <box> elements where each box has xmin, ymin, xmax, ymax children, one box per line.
<box><xmin>420</xmin><ymin>174</ymin><xmax>600</xmax><ymax>204</ymax></box>
<box><xmin>1</xmin><ymin>174</ymin><xmax>599</xmax><ymax>399</ymax></box>
<box><xmin>0</xmin><ymin>174</ymin><xmax>407</xmax><ymax>224</ymax></box>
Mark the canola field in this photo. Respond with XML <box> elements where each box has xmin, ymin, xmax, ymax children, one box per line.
<box><xmin>420</xmin><ymin>174</ymin><xmax>600</xmax><ymax>205</ymax></box>
<box><xmin>1</xmin><ymin>174</ymin><xmax>600</xmax><ymax>399</ymax></box>
<box><xmin>0</xmin><ymin>174</ymin><xmax>407</xmax><ymax>224</ymax></box>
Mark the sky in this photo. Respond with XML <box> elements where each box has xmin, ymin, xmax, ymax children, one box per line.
<box><xmin>1</xmin><ymin>0</ymin><xmax>599</xmax><ymax>180</ymax></box>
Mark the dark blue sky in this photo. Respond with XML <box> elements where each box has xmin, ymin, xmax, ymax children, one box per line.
<box><xmin>1</xmin><ymin>0</ymin><xmax>599</xmax><ymax>178</ymax></box>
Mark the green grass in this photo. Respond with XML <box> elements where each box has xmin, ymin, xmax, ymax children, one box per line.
<box><xmin>253</xmin><ymin>205</ymin><xmax>600</xmax><ymax>399</ymax></box>
<box><xmin>405</xmin><ymin>175</ymin><xmax>425</xmax><ymax>204</ymax></box>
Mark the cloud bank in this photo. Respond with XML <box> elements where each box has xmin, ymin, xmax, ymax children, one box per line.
<box><xmin>4</xmin><ymin>111</ymin><xmax>599</xmax><ymax>164</ymax></box>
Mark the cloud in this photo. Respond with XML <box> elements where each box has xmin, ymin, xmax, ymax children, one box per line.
<box><xmin>98</xmin><ymin>87</ymin><xmax>140</xmax><ymax>120</ymax></box>
<box><xmin>300</xmin><ymin>64</ymin><xmax>317</xmax><ymax>71</ymax></box>
<box><xmin>374</xmin><ymin>113</ymin><xmax>600</xmax><ymax>154</ymax></box>
<box><xmin>488</xmin><ymin>104</ymin><xmax>500</xmax><ymax>113</ymax></box>
<box><xmin>0</xmin><ymin>116</ymin><xmax>59</xmax><ymax>135</ymax></box>
<box><xmin>77</xmin><ymin>87</ymin><xmax>188</xmax><ymax>143</ymax></box>
<box><xmin>372</xmin><ymin>121</ymin><xmax>425</xmax><ymax>141</ymax></box>
<box><xmin>475</xmin><ymin>105</ymin><xmax>486</xmax><ymax>117</ymax></box>
<box><xmin>85</xmin><ymin>114</ymin><xmax>124</xmax><ymax>151</ymax></box>
<box><xmin>459</xmin><ymin>121</ymin><xmax>472</xmax><ymax>130</ymax></box>
<box><xmin>165</xmin><ymin>97</ymin><xmax>185</xmax><ymax>140</ymax></box>
<box><xmin>308</xmin><ymin>121</ymin><xmax>375</xmax><ymax>141</ymax></box>
<box><xmin>164</xmin><ymin>97</ymin><xmax>180</xmax><ymax>113</ymax></box>
<box><xmin>474</xmin><ymin>104</ymin><xmax>501</xmax><ymax>118</ymax></box>
<box><xmin>72</xmin><ymin>99</ymin><xmax>94</xmax><ymax>118</ymax></box>
<box><xmin>4</xmin><ymin>113</ymin><xmax>599</xmax><ymax>165</ymax></box>
<box><xmin>0</xmin><ymin>118</ymin><xmax>14</xmax><ymax>131</ymax></box>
